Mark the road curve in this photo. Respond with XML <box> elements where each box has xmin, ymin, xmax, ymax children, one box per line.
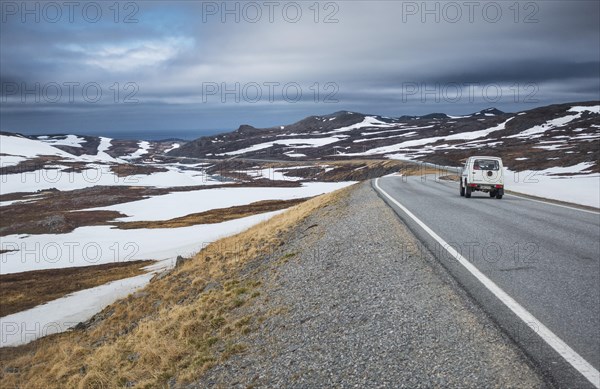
<box><xmin>374</xmin><ymin>174</ymin><xmax>600</xmax><ymax>388</ymax></box>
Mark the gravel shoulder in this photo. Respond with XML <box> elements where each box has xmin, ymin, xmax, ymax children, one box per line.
<box><xmin>188</xmin><ymin>181</ymin><xmax>548</xmax><ymax>388</ymax></box>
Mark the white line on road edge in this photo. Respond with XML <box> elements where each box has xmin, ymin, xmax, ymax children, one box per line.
<box><xmin>374</xmin><ymin>177</ymin><xmax>600</xmax><ymax>388</ymax></box>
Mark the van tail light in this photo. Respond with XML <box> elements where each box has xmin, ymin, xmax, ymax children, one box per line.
<box><xmin>469</xmin><ymin>184</ymin><xmax>478</xmax><ymax>187</ymax></box>
<box><xmin>495</xmin><ymin>184</ymin><xmax>504</xmax><ymax>188</ymax></box>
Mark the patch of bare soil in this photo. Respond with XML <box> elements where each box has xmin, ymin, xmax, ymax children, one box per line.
<box><xmin>0</xmin><ymin>155</ymin><xmax>111</xmax><ymax>175</ymax></box>
<box><xmin>0</xmin><ymin>190</ymin><xmax>56</xmax><ymax>203</ymax></box>
<box><xmin>1</xmin><ymin>185</ymin><xmax>159</xmax><ymax>236</ymax></box>
<box><xmin>49</xmin><ymin>135</ymin><xmax>100</xmax><ymax>156</ymax></box>
<box><xmin>204</xmin><ymin>159</ymin><xmax>445</xmax><ymax>183</ymax></box>
<box><xmin>110</xmin><ymin>164</ymin><xmax>168</xmax><ymax>177</ymax></box>
<box><xmin>0</xmin><ymin>210</ymin><xmax>125</xmax><ymax>236</ymax></box>
<box><xmin>0</xmin><ymin>260</ymin><xmax>154</xmax><ymax>316</ymax></box>
<box><xmin>0</xmin><ymin>181</ymin><xmax>304</xmax><ymax>236</ymax></box>
<box><xmin>1</xmin><ymin>156</ymin><xmax>167</xmax><ymax>178</ymax></box>
<box><xmin>277</xmin><ymin>159</ymin><xmax>427</xmax><ymax>182</ymax></box>
<box><xmin>0</xmin><ymin>156</ymin><xmax>64</xmax><ymax>175</ymax></box>
<box><xmin>115</xmin><ymin>198</ymin><xmax>310</xmax><ymax>229</ymax></box>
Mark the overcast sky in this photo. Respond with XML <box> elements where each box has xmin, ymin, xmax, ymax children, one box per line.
<box><xmin>1</xmin><ymin>0</ymin><xmax>599</xmax><ymax>138</ymax></box>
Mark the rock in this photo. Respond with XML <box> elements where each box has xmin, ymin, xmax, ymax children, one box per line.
<box><xmin>132</xmin><ymin>291</ymin><xmax>148</xmax><ymax>299</ymax></box>
<box><xmin>176</xmin><ymin>255</ymin><xmax>190</xmax><ymax>267</ymax></box>
<box><xmin>203</xmin><ymin>282</ymin><xmax>221</xmax><ymax>292</ymax></box>
<box><xmin>152</xmin><ymin>270</ymin><xmax>170</xmax><ymax>281</ymax></box>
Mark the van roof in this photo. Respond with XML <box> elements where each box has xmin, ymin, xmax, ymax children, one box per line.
<box><xmin>468</xmin><ymin>156</ymin><xmax>503</xmax><ymax>160</ymax></box>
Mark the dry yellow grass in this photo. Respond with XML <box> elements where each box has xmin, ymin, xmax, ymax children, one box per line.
<box><xmin>0</xmin><ymin>185</ymin><xmax>354</xmax><ymax>389</ymax></box>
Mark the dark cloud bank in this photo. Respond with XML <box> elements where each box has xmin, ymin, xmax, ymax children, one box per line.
<box><xmin>1</xmin><ymin>0</ymin><xmax>598</xmax><ymax>138</ymax></box>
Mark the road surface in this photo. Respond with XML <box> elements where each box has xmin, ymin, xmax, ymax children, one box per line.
<box><xmin>374</xmin><ymin>174</ymin><xmax>600</xmax><ymax>388</ymax></box>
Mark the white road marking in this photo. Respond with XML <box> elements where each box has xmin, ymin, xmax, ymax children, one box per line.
<box><xmin>374</xmin><ymin>177</ymin><xmax>600</xmax><ymax>388</ymax></box>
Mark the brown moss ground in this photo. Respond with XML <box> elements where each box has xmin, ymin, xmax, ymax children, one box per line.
<box><xmin>269</xmin><ymin>159</ymin><xmax>449</xmax><ymax>182</ymax></box>
<box><xmin>0</xmin><ymin>210</ymin><xmax>126</xmax><ymax>236</ymax></box>
<box><xmin>0</xmin><ymin>185</ymin><xmax>354</xmax><ymax>389</ymax></box>
<box><xmin>114</xmin><ymin>198</ymin><xmax>310</xmax><ymax>229</ymax></box>
<box><xmin>0</xmin><ymin>181</ymin><xmax>303</xmax><ymax>236</ymax></box>
<box><xmin>0</xmin><ymin>260</ymin><xmax>154</xmax><ymax>317</ymax></box>
<box><xmin>110</xmin><ymin>164</ymin><xmax>168</xmax><ymax>177</ymax></box>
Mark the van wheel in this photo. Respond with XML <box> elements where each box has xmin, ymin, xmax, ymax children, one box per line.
<box><xmin>460</xmin><ymin>182</ymin><xmax>465</xmax><ymax>196</ymax></box>
<box><xmin>489</xmin><ymin>190</ymin><xmax>496</xmax><ymax>197</ymax></box>
<box><xmin>465</xmin><ymin>185</ymin><xmax>472</xmax><ymax>198</ymax></box>
<box><xmin>496</xmin><ymin>193</ymin><xmax>503</xmax><ymax>199</ymax></box>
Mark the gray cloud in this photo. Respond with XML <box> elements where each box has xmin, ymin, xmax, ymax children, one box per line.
<box><xmin>1</xmin><ymin>0</ymin><xmax>598</xmax><ymax>137</ymax></box>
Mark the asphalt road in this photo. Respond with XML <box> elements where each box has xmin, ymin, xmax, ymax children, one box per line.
<box><xmin>191</xmin><ymin>182</ymin><xmax>547</xmax><ymax>388</ymax></box>
<box><xmin>374</xmin><ymin>174</ymin><xmax>600</xmax><ymax>388</ymax></box>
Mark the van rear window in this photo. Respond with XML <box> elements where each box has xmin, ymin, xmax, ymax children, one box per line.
<box><xmin>474</xmin><ymin>159</ymin><xmax>499</xmax><ymax>171</ymax></box>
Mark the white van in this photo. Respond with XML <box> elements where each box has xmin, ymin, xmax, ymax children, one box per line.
<box><xmin>460</xmin><ymin>156</ymin><xmax>504</xmax><ymax>199</ymax></box>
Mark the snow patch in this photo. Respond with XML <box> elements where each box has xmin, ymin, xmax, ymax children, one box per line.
<box><xmin>345</xmin><ymin>118</ymin><xmax>513</xmax><ymax>156</ymax></box>
<box><xmin>507</xmin><ymin>107</ymin><xmax>597</xmax><ymax>139</ymax></box>
<box><xmin>87</xmin><ymin>182</ymin><xmax>354</xmax><ymax>222</ymax></box>
<box><xmin>216</xmin><ymin>137</ymin><xmax>342</xmax><ymax>156</ymax></box>
<box><xmin>0</xmin><ymin>134</ymin><xmax>75</xmax><ymax>159</ymax></box>
<box><xmin>505</xmin><ymin>163</ymin><xmax>599</xmax><ymax>208</ymax></box>
<box><xmin>122</xmin><ymin>141</ymin><xmax>150</xmax><ymax>160</ymax></box>
<box><xmin>164</xmin><ymin>143</ymin><xmax>180</xmax><ymax>153</ymax></box>
<box><xmin>324</xmin><ymin>116</ymin><xmax>395</xmax><ymax>134</ymax></box>
<box><xmin>568</xmin><ymin>105</ymin><xmax>600</xmax><ymax>114</ymax></box>
<box><xmin>0</xmin><ymin>210</ymin><xmax>288</xmax><ymax>275</ymax></box>
<box><xmin>284</xmin><ymin>152</ymin><xmax>307</xmax><ymax>158</ymax></box>
<box><xmin>38</xmin><ymin>135</ymin><xmax>85</xmax><ymax>148</ymax></box>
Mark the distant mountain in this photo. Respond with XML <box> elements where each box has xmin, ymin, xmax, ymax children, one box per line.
<box><xmin>476</xmin><ymin>107</ymin><xmax>505</xmax><ymax>116</ymax></box>
<box><xmin>420</xmin><ymin>113</ymin><xmax>451</xmax><ymax>119</ymax></box>
<box><xmin>3</xmin><ymin>102</ymin><xmax>598</xmax><ymax>174</ymax></box>
<box><xmin>0</xmin><ymin>132</ymin><xmax>181</xmax><ymax>162</ymax></box>
<box><xmin>169</xmin><ymin>102</ymin><xmax>599</xmax><ymax>173</ymax></box>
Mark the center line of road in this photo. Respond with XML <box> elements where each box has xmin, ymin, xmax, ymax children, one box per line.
<box><xmin>374</xmin><ymin>177</ymin><xmax>600</xmax><ymax>388</ymax></box>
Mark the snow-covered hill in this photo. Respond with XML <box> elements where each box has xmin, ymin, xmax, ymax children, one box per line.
<box><xmin>1</xmin><ymin>133</ymin><xmax>180</xmax><ymax>164</ymax></box>
<box><xmin>0</xmin><ymin>133</ymin><xmax>202</xmax><ymax>193</ymax></box>
<box><xmin>1</xmin><ymin>101</ymin><xmax>598</xmax><ymax>208</ymax></box>
<box><xmin>169</xmin><ymin>102</ymin><xmax>600</xmax><ymax>175</ymax></box>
